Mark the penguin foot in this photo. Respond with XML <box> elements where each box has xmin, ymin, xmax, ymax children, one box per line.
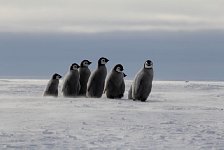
<box><xmin>107</xmin><ymin>96</ymin><xmax>115</xmax><ymax>99</ymax></box>
<box><xmin>118</xmin><ymin>94</ymin><xmax>124</xmax><ymax>98</ymax></box>
<box><xmin>141</xmin><ymin>99</ymin><xmax>147</xmax><ymax>102</ymax></box>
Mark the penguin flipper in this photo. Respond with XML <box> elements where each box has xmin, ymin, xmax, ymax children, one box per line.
<box><xmin>77</xmin><ymin>82</ymin><xmax>81</xmax><ymax>95</ymax></box>
<box><xmin>62</xmin><ymin>82</ymin><xmax>66</xmax><ymax>92</ymax></box>
<box><xmin>128</xmin><ymin>85</ymin><xmax>133</xmax><ymax>99</ymax></box>
<box><xmin>87</xmin><ymin>76</ymin><xmax>96</xmax><ymax>96</ymax></box>
<box><xmin>133</xmin><ymin>72</ymin><xmax>144</xmax><ymax>96</ymax></box>
<box><xmin>104</xmin><ymin>78</ymin><xmax>113</xmax><ymax>96</ymax></box>
<box><xmin>87</xmin><ymin>78</ymin><xmax>94</xmax><ymax>92</ymax></box>
<box><xmin>134</xmin><ymin>78</ymin><xmax>145</xmax><ymax>100</ymax></box>
<box><xmin>118</xmin><ymin>80</ymin><xmax>125</xmax><ymax>98</ymax></box>
<box><xmin>120</xmin><ymin>80</ymin><xmax>125</xmax><ymax>94</ymax></box>
<box><xmin>44</xmin><ymin>86</ymin><xmax>58</xmax><ymax>97</ymax></box>
<box><xmin>44</xmin><ymin>82</ymin><xmax>54</xmax><ymax>96</ymax></box>
<box><xmin>62</xmin><ymin>78</ymin><xmax>69</xmax><ymax>94</ymax></box>
<box><xmin>48</xmin><ymin>84</ymin><xmax>55</xmax><ymax>93</ymax></box>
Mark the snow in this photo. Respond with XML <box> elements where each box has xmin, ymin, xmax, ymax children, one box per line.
<box><xmin>0</xmin><ymin>79</ymin><xmax>224</xmax><ymax>149</ymax></box>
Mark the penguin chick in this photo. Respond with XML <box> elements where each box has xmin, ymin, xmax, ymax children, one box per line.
<box><xmin>128</xmin><ymin>60</ymin><xmax>154</xmax><ymax>102</ymax></box>
<box><xmin>62</xmin><ymin>63</ymin><xmax>80</xmax><ymax>97</ymax></box>
<box><xmin>79</xmin><ymin>60</ymin><xmax>92</xmax><ymax>96</ymax></box>
<box><xmin>105</xmin><ymin>64</ymin><xmax>125</xmax><ymax>99</ymax></box>
<box><xmin>44</xmin><ymin>73</ymin><xmax>62</xmax><ymax>97</ymax></box>
<box><xmin>87</xmin><ymin>57</ymin><xmax>109</xmax><ymax>98</ymax></box>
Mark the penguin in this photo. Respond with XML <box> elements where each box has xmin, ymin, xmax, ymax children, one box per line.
<box><xmin>105</xmin><ymin>64</ymin><xmax>125</xmax><ymax>99</ymax></box>
<box><xmin>62</xmin><ymin>63</ymin><xmax>80</xmax><ymax>97</ymax></box>
<box><xmin>87</xmin><ymin>57</ymin><xmax>109</xmax><ymax>98</ymax></box>
<box><xmin>44</xmin><ymin>73</ymin><xmax>62</xmax><ymax>97</ymax></box>
<box><xmin>128</xmin><ymin>60</ymin><xmax>154</xmax><ymax>102</ymax></box>
<box><xmin>79</xmin><ymin>60</ymin><xmax>92</xmax><ymax>96</ymax></box>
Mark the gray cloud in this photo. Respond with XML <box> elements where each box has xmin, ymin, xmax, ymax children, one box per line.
<box><xmin>0</xmin><ymin>0</ymin><xmax>224</xmax><ymax>33</ymax></box>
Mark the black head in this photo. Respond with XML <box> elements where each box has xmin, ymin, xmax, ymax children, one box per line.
<box><xmin>113</xmin><ymin>64</ymin><xmax>124</xmax><ymax>73</ymax></box>
<box><xmin>70</xmin><ymin>63</ymin><xmax>80</xmax><ymax>71</ymax></box>
<box><xmin>98</xmin><ymin>57</ymin><xmax>109</xmax><ymax>66</ymax></box>
<box><xmin>123</xmin><ymin>73</ymin><xmax>127</xmax><ymax>77</ymax></box>
<box><xmin>144</xmin><ymin>60</ymin><xmax>153</xmax><ymax>69</ymax></box>
<box><xmin>80</xmin><ymin>60</ymin><xmax>92</xmax><ymax>67</ymax></box>
<box><xmin>52</xmin><ymin>73</ymin><xmax>62</xmax><ymax>80</ymax></box>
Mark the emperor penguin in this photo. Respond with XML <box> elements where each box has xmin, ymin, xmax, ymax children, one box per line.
<box><xmin>62</xmin><ymin>63</ymin><xmax>80</xmax><ymax>97</ymax></box>
<box><xmin>87</xmin><ymin>57</ymin><xmax>109</xmax><ymax>98</ymax></box>
<box><xmin>128</xmin><ymin>60</ymin><xmax>154</xmax><ymax>102</ymax></box>
<box><xmin>44</xmin><ymin>73</ymin><xmax>62</xmax><ymax>97</ymax></box>
<box><xmin>79</xmin><ymin>60</ymin><xmax>92</xmax><ymax>96</ymax></box>
<box><xmin>105</xmin><ymin>64</ymin><xmax>125</xmax><ymax>99</ymax></box>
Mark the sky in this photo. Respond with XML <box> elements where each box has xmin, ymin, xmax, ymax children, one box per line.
<box><xmin>0</xmin><ymin>0</ymin><xmax>224</xmax><ymax>80</ymax></box>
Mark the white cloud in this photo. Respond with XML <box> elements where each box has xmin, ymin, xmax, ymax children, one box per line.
<box><xmin>0</xmin><ymin>0</ymin><xmax>224</xmax><ymax>33</ymax></box>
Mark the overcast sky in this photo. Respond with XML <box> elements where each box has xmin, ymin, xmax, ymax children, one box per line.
<box><xmin>0</xmin><ymin>0</ymin><xmax>224</xmax><ymax>80</ymax></box>
<box><xmin>1</xmin><ymin>0</ymin><xmax>224</xmax><ymax>33</ymax></box>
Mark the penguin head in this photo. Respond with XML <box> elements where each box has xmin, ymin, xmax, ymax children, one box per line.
<box><xmin>52</xmin><ymin>73</ymin><xmax>62</xmax><ymax>80</ymax></box>
<box><xmin>70</xmin><ymin>63</ymin><xmax>80</xmax><ymax>71</ymax></box>
<box><xmin>114</xmin><ymin>64</ymin><xmax>124</xmax><ymax>73</ymax></box>
<box><xmin>144</xmin><ymin>60</ymin><xmax>153</xmax><ymax>69</ymax></box>
<box><xmin>80</xmin><ymin>60</ymin><xmax>92</xmax><ymax>67</ymax></box>
<box><xmin>98</xmin><ymin>57</ymin><xmax>109</xmax><ymax>66</ymax></box>
<box><xmin>123</xmin><ymin>73</ymin><xmax>127</xmax><ymax>77</ymax></box>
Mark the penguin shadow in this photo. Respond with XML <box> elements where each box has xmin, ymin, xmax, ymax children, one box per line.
<box><xmin>109</xmin><ymin>98</ymin><xmax>132</xmax><ymax>102</ymax></box>
<box><xmin>101</xmin><ymin>94</ymin><xmax>131</xmax><ymax>102</ymax></box>
<box><xmin>130</xmin><ymin>99</ymin><xmax>164</xmax><ymax>103</ymax></box>
<box><xmin>126</xmin><ymin>97</ymin><xmax>166</xmax><ymax>103</ymax></box>
<box><xmin>146</xmin><ymin>99</ymin><xmax>166</xmax><ymax>103</ymax></box>
<box><xmin>104</xmin><ymin>96</ymin><xmax>163</xmax><ymax>103</ymax></box>
<box><xmin>143</xmin><ymin>95</ymin><xmax>167</xmax><ymax>103</ymax></box>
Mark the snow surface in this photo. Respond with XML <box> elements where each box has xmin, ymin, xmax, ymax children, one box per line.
<box><xmin>0</xmin><ymin>79</ymin><xmax>224</xmax><ymax>149</ymax></box>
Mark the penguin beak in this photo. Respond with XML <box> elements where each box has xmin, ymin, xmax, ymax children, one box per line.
<box><xmin>56</xmin><ymin>75</ymin><xmax>62</xmax><ymax>79</ymax></box>
<box><xmin>88</xmin><ymin>61</ymin><xmax>92</xmax><ymax>65</ymax></box>
<box><xmin>105</xmin><ymin>59</ymin><xmax>109</xmax><ymax>62</ymax></box>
